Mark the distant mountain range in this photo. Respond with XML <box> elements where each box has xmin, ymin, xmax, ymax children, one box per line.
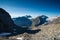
<box><xmin>13</xmin><ymin>15</ymin><xmax>60</xmax><ymax>27</ymax></box>
<box><xmin>13</xmin><ymin>16</ymin><xmax>32</xmax><ymax>28</ymax></box>
<box><xmin>12</xmin><ymin>15</ymin><xmax>49</xmax><ymax>28</ymax></box>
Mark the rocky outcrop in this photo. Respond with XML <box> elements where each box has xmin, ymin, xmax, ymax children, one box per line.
<box><xmin>0</xmin><ymin>8</ymin><xmax>28</xmax><ymax>33</ymax></box>
<box><xmin>0</xmin><ymin>8</ymin><xmax>15</xmax><ymax>33</ymax></box>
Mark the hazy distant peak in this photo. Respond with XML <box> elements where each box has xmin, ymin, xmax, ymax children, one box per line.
<box><xmin>47</xmin><ymin>16</ymin><xmax>59</xmax><ymax>21</ymax></box>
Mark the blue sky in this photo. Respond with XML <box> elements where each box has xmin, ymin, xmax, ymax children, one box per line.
<box><xmin>0</xmin><ymin>0</ymin><xmax>60</xmax><ymax>18</ymax></box>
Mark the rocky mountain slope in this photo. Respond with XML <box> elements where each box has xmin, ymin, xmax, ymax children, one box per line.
<box><xmin>3</xmin><ymin>21</ymin><xmax>60</xmax><ymax>40</ymax></box>
<box><xmin>0</xmin><ymin>8</ymin><xmax>60</xmax><ymax>40</ymax></box>
<box><xmin>9</xmin><ymin>17</ymin><xmax>60</xmax><ymax>40</ymax></box>
<box><xmin>31</xmin><ymin>17</ymin><xmax>60</xmax><ymax>40</ymax></box>
<box><xmin>2</xmin><ymin>17</ymin><xmax>59</xmax><ymax>40</ymax></box>
<box><xmin>31</xmin><ymin>24</ymin><xmax>60</xmax><ymax>40</ymax></box>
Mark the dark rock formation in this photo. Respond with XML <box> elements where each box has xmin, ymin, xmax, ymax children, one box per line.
<box><xmin>0</xmin><ymin>8</ymin><xmax>14</xmax><ymax>33</ymax></box>
<box><xmin>0</xmin><ymin>8</ymin><xmax>28</xmax><ymax>33</ymax></box>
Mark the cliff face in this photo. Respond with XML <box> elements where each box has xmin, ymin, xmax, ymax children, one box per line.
<box><xmin>0</xmin><ymin>8</ymin><xmax>15</xmax><ymax>32</ymax></box>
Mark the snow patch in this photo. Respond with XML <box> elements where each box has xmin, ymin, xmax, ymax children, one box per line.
<box><xmin>16</xmin><ymin>37</ymin><xmax>24</xmax><ymax>40</ymax></box>
<box><xmin>0</xmin><ymin>32</ymin><xmax>11</xmax><ymax>36</ymax></box>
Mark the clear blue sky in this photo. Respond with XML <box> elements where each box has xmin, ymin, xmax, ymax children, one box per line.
<box><xmin>0</xmin><ymin>0</ymin><xmax>60</xmax><ymax>18</ymax></box>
